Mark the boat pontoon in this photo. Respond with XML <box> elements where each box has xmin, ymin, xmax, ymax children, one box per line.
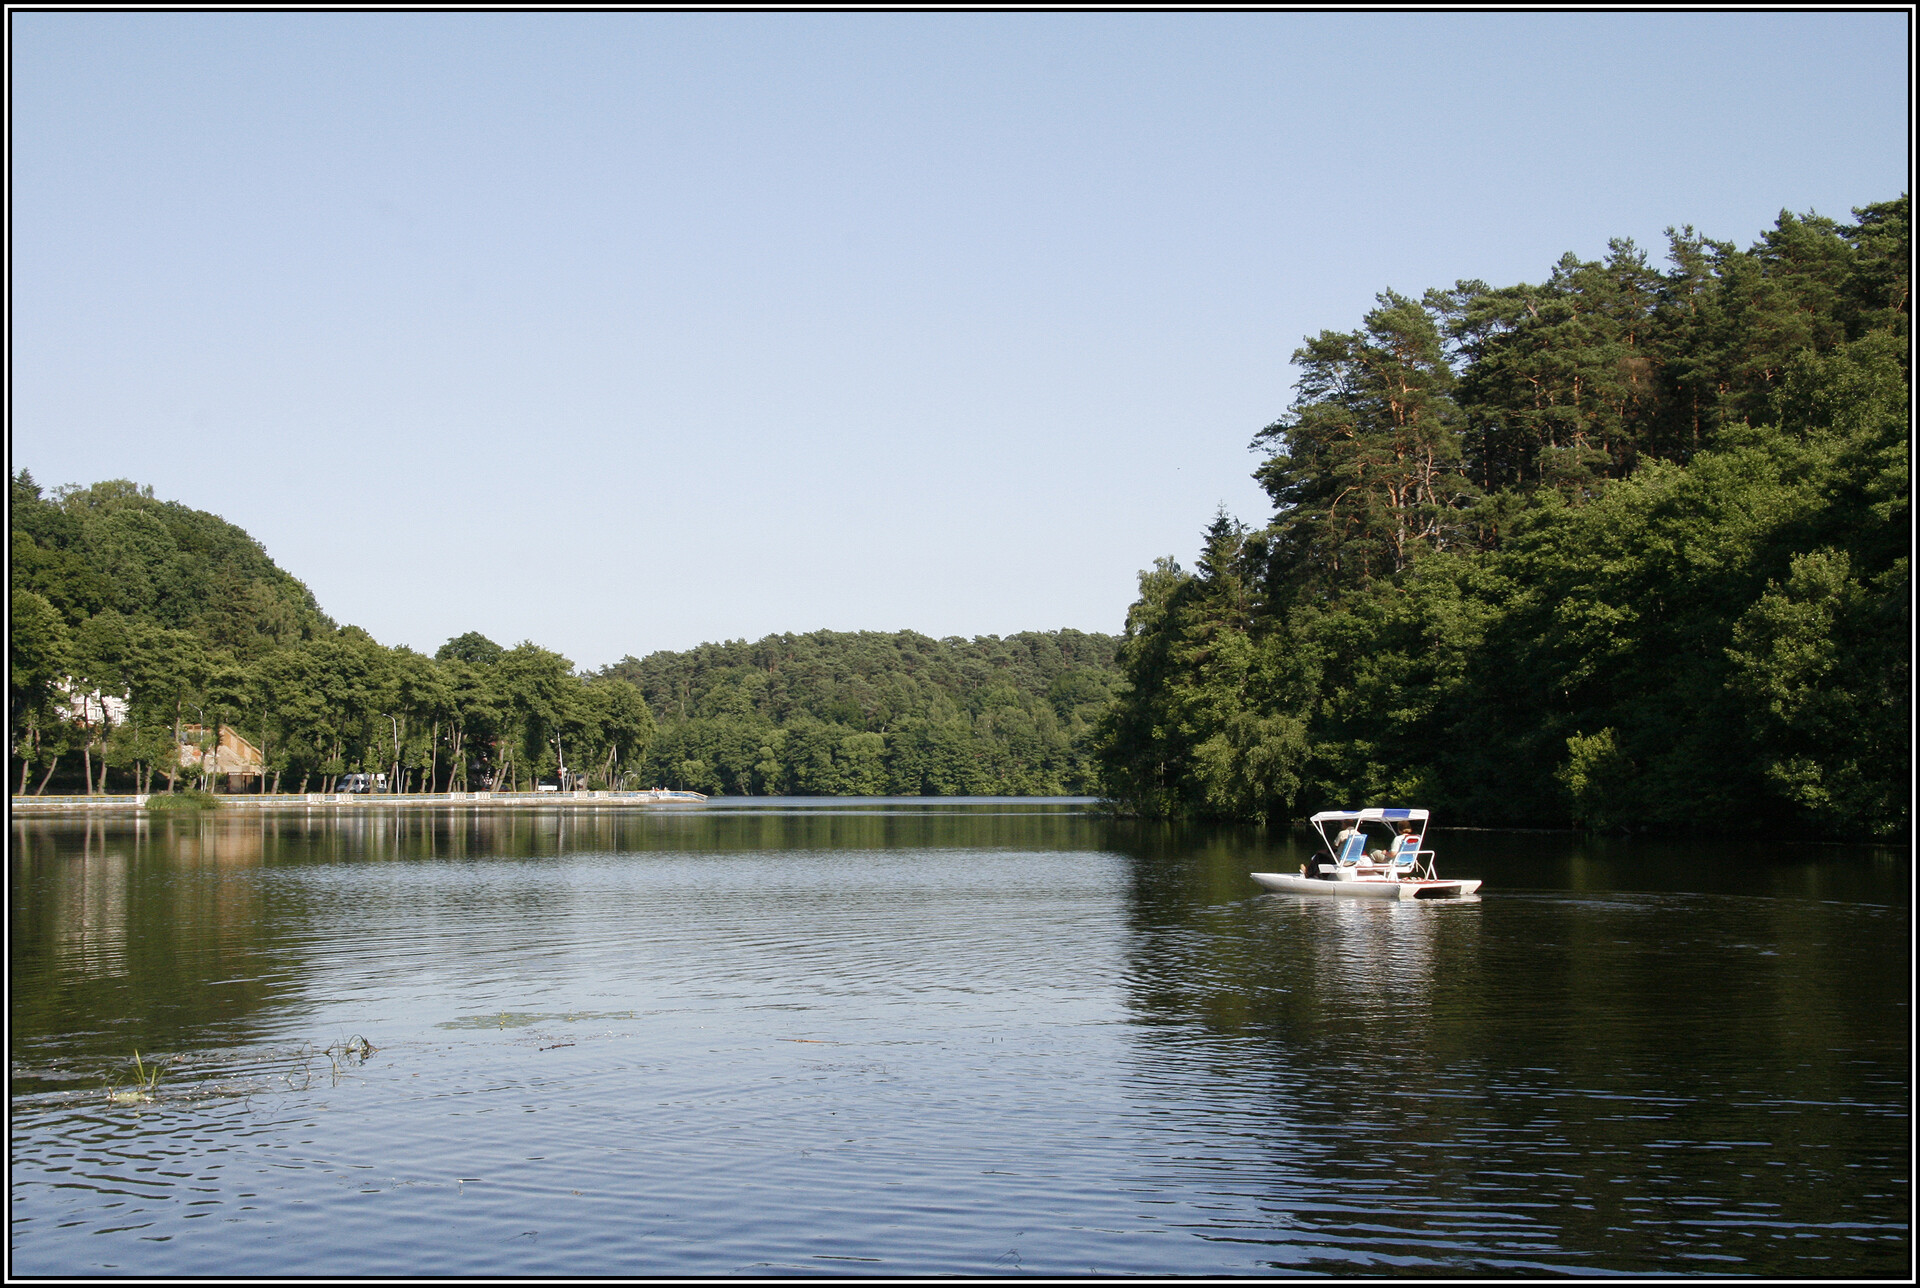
<box><xmin>1250</xmin><ymin>808</ymin><xmax>1481</xmax><ymax>900</ymax></box>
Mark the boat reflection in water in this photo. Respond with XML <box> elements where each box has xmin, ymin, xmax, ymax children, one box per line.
<box><xmin>1111</xmin><ymin>818</ymin><xmax>1904</xmax><ymax>1275</ymax></box>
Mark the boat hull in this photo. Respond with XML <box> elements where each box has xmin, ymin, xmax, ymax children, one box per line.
<box><xmin>1251</xmin><ymin>871</ymin><xmax>1482</xmax><ymax>900</ymax></box>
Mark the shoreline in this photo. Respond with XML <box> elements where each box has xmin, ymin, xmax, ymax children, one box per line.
<box><xmin>9</xmin><ymin>790</ymin><xmax>709</xmax><ymax>812</ymax></box>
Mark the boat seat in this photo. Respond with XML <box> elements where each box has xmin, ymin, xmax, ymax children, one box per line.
<box><xmin>1391</xmin><ymin>834</ymin><xmax>1425</xmax><ymax>874</ymax></box>
<box><xmin>1336</xmin><ymin>833</ymin><xmax>1368</xmax><ymax>866</ymax></box>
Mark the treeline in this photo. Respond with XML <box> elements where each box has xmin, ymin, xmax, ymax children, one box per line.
<box><xmin>1098</xmin><ymin>197</ymin><xmax>1909</xmax><ymax>835</ymax></box>
<box><xmin>9</xmin><ymin>476</ymin><xmax>1119</xmax><ymax>797</ymax></box>
<box><xmin>9</xmin><ymin>476</ymin><xmax>653</xmax><ymax>795</ymax></box>
<box><xmin>598</xmin><ymin>629</ymin><xmax>1119</xmax><ymax>795</ymax></box>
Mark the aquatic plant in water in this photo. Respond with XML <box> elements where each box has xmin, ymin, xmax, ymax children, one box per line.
<box><xmin>106</xmin><ymin>1050</ymin><xmax>165</xmax><ymax>1104</ymax></box>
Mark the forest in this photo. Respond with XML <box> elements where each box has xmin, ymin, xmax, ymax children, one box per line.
<box><xmin>1096</xmin><ymin>197</ymin><xmax>1908</xmax><ymax>835</ymax></box>
<box><xmin>10</xmin><ymin>197</ymin><xmax>1906</xmax><ymax>829</ymax></box>
<box><xmin>601</xmin><ymin>629</ymin><xmax>1117</xmax><ymax>796</ymax></box>
<box><xmin>7</xmin><ymin>473</ymin><xmax>1116</xmax><ymax>797</ymax></box>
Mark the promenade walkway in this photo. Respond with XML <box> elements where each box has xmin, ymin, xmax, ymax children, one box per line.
<box><xmin>10</xmin><ymin>790</ymin><xmax>708</xmax><ymax>811</ymax></box>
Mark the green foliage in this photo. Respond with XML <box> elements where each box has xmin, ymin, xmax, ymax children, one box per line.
<box><xmin>1255</xmin><ymin>291</ymin><xmax>1474</xmax><ymax>593</ymax></box>
<box><xmin>8</xmin><ymin>473</ymin><xmax>658</xmax><ymax>796</ymax></box>
<box><xmin>1441</xmin><ymin>240</ymin><xmax>1666</xmax><ymax>493</ymax></box>
<box><xmin>1102</xmin><ymin>196</ymin><xmax>1909</xmax><ymax>836</ymax></box>
<box><xmin>106</xmin><ymin>1049</ymin><xmax>166</xmax><ymax>1104</ymax></box>
<box><xmin>435</xmin><ymin>631</ymin><xmax>504</xmax><ymax>665</ymax></box>
<box><xmin>148</xmin><ymin>789</ymin><xmax>219</xmax><ymax>811</ymax></box>
<box><xmin>16</xmin><ymin>476</ymin><xmax>332</xmax><ymax>656</ymax></box>
<box><xmin>9</xmin><ymin>469</ymin><xmax>1105</xmax><ymax>798</ymax></box>
<box><xmin>9</xmin><ymin>589</ymin><xmax>71</xmax><ymax>725</ymax></box>
<box><xmin>603</xmin><ymin>628</ymin><xmax>1119</xmax><ymax>795</ymax></box>
<box><xmin>1727</xmin><ymin>549</ymin><xmax>1907</xmax><ymax>830</ymax></box>
<box><xmin>1558</xmin><ymin>729</ymin><xmax>1631</xmax><ymax>831</ymax></box>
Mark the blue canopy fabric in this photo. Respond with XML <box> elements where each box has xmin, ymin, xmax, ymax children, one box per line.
<box><xmin>1310</xmin><ymin>807</ymin><xmax>1430</xmax><ymax>824</ymax></box>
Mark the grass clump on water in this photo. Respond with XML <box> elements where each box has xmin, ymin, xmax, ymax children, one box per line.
<box><xmin>148</xmin><ymin>789</ymin><xmax>220</xmax><ymax>812</ymax></box>
<box><xmin>106</xmin><ymin>1050</ymin><xmax>166</xmax><ymax>1104</ymax></box>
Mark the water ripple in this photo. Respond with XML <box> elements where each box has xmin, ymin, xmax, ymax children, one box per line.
<box><xmin>10</xmin><ymin>813</ymin><xmax>1908</xmax><ymax>1275</ymax></box>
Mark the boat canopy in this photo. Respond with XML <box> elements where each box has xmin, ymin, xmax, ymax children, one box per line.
<box><xmin>1309</xmin><ymin>808</ymin><xmax>1430</xmax><ymax>825</ymax></box>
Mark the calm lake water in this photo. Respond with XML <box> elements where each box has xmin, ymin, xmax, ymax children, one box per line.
<box><xmin>9</xmin><ymin>799</ymin><xmax>1909</xmax><ymax>1276</ymax></box>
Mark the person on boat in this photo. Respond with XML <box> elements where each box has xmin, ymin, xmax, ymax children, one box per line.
<box><xmin>1369</xmin><ymin>822</ymin><xmax>1415</xmax><ymax>864</ymax></box>
<box><xmin>1301</xmin><ymin>844</ymin><xmax>1342</xmax><ymax>879</ymax></box>
<box><xmin>1327</xmin><ymin>822</ymin><xmax>1366</xmax><ymax>872</ymax></box>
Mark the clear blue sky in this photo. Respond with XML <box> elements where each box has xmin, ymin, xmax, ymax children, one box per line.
<box><xmin>12</xmin><ymin>11</ymin><xmax>1909</xmax><ymax>669</ymax></box>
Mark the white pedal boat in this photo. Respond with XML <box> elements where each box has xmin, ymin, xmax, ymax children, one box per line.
<box><xmin>1251</xmin><ymin>808</ymin><xmax>1482</xmax><ymax>900</ymax></box>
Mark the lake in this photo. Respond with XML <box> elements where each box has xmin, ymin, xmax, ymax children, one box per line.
<box><xmin>9</xmin><ymin>799</ymin><xmax>1909</xmax><ymax>1275</ymax></box>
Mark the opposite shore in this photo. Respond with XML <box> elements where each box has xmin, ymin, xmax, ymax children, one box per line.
<box><xmin>10</xmin><ymin>789</ymin><xmax>709</xmax><ymax>811</ymax></box>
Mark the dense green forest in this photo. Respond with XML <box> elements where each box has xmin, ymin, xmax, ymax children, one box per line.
<box><xmin>1097</xmin><ymin>197</ymin><xmax>1909</xmax><ymax>835</ymax></box>
<box><xmin>8</xmin><ymin>475</ymin><xmax>1116</xmax><ymax>796</ymax></box>
<box><xmin>8</xmin><ymin>475</ymin><xmax>652</xmax><ymax>796</ymax></box>
<box><xmin>600</xmin><ymin>630</ymin><xmax>1117</xmax><ymax>795</ymax></box>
